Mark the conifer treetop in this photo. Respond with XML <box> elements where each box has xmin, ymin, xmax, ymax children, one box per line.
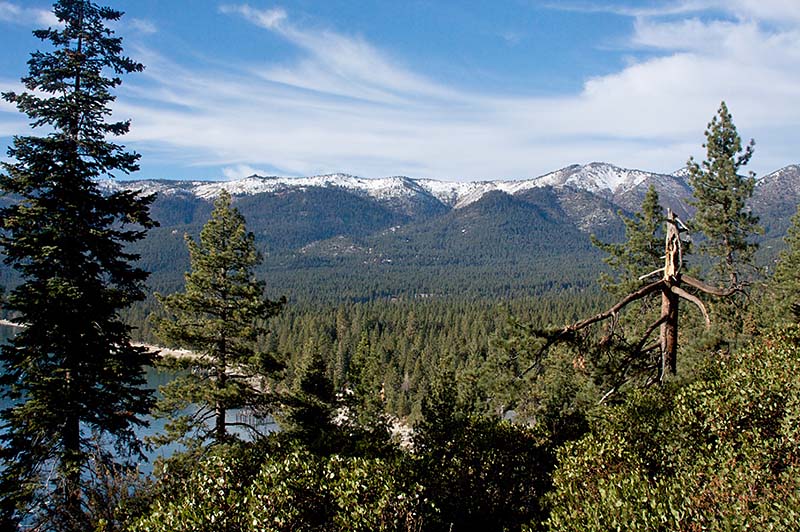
<box><xmin>687</xmin><ymin>101</ymin><xmax>761</xmax><ymax>286</ymax></box>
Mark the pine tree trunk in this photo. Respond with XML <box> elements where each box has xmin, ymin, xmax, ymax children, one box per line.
<box><xmin>660</xmin><ymin>287</ymin><xmax>679</xmax><ymax>378</ymax></box>
<box><xmin>62</xmin><ymin>375</ymin><xmax>82</xmax><ymax>529</ymax></box>
<box><xmin>215</xmin><ymin>337</ymin><xmax>227</xmax><ymax>441</ymax></box>
<box><xmin>215</xmin><ymin>377</ymin><xmax>226</xmax><ymax>442</ymax></box>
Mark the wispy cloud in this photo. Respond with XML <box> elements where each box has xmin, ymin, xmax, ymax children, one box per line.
<box><xmin>5</xmin><ymin>2</ymin><xmax>800</xmax><ymax>179</ymax></box>
<box><xmin>129</xmin><ymin>18</ymin><xmax>157</xmax><ymax>35</ymax></box>
<box><xmin>220</xmin><ymin>4</ymin><xmax>457</xmax><ymax>105</ymax></box>
<box><xmin>222</xmin><ymin>164</ymin><xmax>269</xmax><ymax>180</ymax></box>
<box><xmin>541</xmin><ymin>1</ymin><xmax>711</xmax><ymax>18</ymax></box>
<box><xmin>219</xmin><ymin>4</ymin><xmax>287</xmax><ymax>30</ymax></box>
<box><xmin>545</xmin><ymin>0</ymin><xmax>800</xmax><ymax>22</ymax></box>
<box><xmin>0</xmin><ymin>1</ymin><xmax>57</xmax><ymax>27</ymax></box>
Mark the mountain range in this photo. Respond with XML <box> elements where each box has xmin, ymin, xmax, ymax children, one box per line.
<box><xmin>101</xmin><ymin>161</ymin><xmax>694</xmax><ymax>218</ymax></box>
<box><xmin>6</xmin><ymin>162</ymin><xmax>800</xmax><ymax>303</ymax></box>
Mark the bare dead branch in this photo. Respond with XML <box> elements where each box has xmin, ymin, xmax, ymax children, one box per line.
<box><xmin>598</xmin><ymin>386</ymin><xmax>619</xmax><ymax>405</ymax></box>
<box><xmin>639</xmin><ymin>267</ymin><xmax>665</xmax><ymax>281</ymax></box>
<box><xmin>634</xmin><ymin>314</ymin><xmax>669</xmax><ymax>355</ymax></box>
<box><xmin>517</xmin><ymin>280</ymin><xmax>665</xmax><ymax>379</ymax></box>
<box><xmin>681</xmin><ymin>275</ymin><xmax>737</xmax><ymax>297</ymax></box>
<box><xmin>672</xmin><ymin>285</ymin><xmax>711</xmax><ymax>328</ymax></box>
<box><xmin>674</xmin><ymin>215</ymin><xmax>690</xmax><ymax>232</ymax></box>
<box><xmin>640</xmin><ymin>341</ymin><xmax>661</xmax><ymax>354</ymax></box>
<box><xmin>566</xmin><ymin>279</ymin><xmax>665</xmax><ymax>332</ymax></box>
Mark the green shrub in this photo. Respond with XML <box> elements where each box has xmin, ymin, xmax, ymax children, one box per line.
<box><xmin>130</xmin><ymin>445</ymin><xmax>426</xmax><ymax>532</ymax></box>
<box><xmin>546</xmin><ymin>326</ymin><xmax>800</xmax><ymax>531</ymax></box>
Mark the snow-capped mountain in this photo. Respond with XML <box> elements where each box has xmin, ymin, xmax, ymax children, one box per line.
<box><xmin>751</xmin><ymin>164</ymin><xmax>800</xmax><ymax>238</ymax></box>
<box><xmin>100</xmin><ymin>161</ymin><xmax>800</xmax><ymax>238</ymax></box>
<box><xmin>191</xmin><ymin>174</ymin><xmax>430</xmax><ymax>201</ymax></box>
<box><xmin>14</xmin><ymin>161</ymin><xmax>800</xmax><ymax>302</ymax></box>
<box><xmin>103</xmin><ymin>162</ymin><xmax>687</xmax><ymax>211</ymax></box>
<box><xmin>755</xmin><ymin>164</ymin><xmax>800</xmax><ymax>198</ymax></box>
<box><xmin>531</xmin><ymin>162</ymin><xmax>655</xmax><ymax>196</ymax></box>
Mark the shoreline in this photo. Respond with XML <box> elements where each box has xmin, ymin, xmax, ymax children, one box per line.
<box><xmin>1</xmin><ymin>320</ymin><xmax>196</xmax><ymax>361</ymax></box>
<box><xmin>134</xmin><ymin>342</ymin><xmax>200</xmax><ymax>361</ymax></box>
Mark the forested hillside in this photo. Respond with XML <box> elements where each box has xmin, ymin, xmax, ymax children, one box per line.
<box><xmin>55</xmin><ymin>162</ymin><xmax>800</xmax><ymax>305</ymax></box>
<box><xmin>3</xmin><ymin>162</ymin><xmax>800</xmax><ymax>305</ymax></box>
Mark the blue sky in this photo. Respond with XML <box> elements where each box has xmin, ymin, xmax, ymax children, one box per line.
<box><xmin>1</xmin><ymin>1</ymin><xmax>799</xmax><ymax>181</ymax></box>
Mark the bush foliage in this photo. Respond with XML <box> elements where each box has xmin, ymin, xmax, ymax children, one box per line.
<box><xmin>547</xmin><ymin>326</ymin><xmax>800</xmax><ymax>531</ymax></box>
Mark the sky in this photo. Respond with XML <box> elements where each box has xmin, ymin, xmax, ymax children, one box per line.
<box><xmin>0</xmin><ymin>0</ymin><xmax>799</xmax><ymax>182</ymax></box>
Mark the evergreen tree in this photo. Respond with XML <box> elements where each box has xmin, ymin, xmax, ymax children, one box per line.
<box><xmin>282</xmin><ymin>337</ymin><xmax>338</xmax><ymax>452</ymax></box>
<box><xmin>764</xmin><ymin>204</ymin><xmax>800</xmax><ymax>324</ymax></box>
<box><xmin>592</xmin><ymin>185</ymin><xmax>665</xmax><ymax>297</ymax></box>
<box><xmin>153</xmin><ymin>190</ymin><xmax>285</xmax><ymax>446</ymax></box>
<box><xmin>585</xmin><ymin>186</ymin><xmax>666</xmax><ymax>384</ymax></box>
<box><xmin>0</xmin><ymin>1</ymin><xmax>155</xmax><ymax>528</ymax></box>
<box><xmin>688</xmin><ymin>101</ymin><xmax>761</xmax><ymax>287</ymax></box>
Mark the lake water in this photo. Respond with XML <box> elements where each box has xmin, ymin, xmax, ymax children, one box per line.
<box><xmin>0</xmin><ymin>324</ymin><xmax>277</xmax><ymax>473</ymax></box>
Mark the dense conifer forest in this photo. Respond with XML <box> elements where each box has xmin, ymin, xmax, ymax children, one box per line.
<box><xmin>3</xmin><ymin>1</ymin><xmax>800</xmax><ymax>531</ymax></box>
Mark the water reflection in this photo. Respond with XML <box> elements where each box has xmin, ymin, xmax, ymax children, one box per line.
<box><xmin>0</xmin><ymin>325</ymin><xmax>278</xmax><ymax>474</ymax></box>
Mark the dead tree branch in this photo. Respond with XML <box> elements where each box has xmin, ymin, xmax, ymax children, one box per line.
<box><xmin>565</xmin><ymin>279</ymin><xmax>665</xmax><ymax>333</ymax></box>
<box><xmin>635</xmin><ymin>314</ymin><xmax>669</xmax><ymax>355</ymax></box>
<box><xmin>671</xmin><ymin>285</ymin><xmax>711</xmax><ymax>328</ymax></box>
<box><xmin>681</xmin><ymin>275</ymin><xmax>738</xmax><ymax>297</ymax></box>
<box><xmin>518</xmin><ymin>280</ymin><xmax>664</xmax><ymax>379</ymax></box>
<box><xmin>516</xmin><ymin>209</ymin><xmax>739</xmax><ymax>386</ymax></box>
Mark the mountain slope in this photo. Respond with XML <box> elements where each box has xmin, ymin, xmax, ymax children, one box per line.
<box><xmin>5</xmin><ymin>161</ymin><xmax>799</xmax><ymax>303</ymax></box>
<box><xmin>752</xmin><ymin>165</ymin><xmax>800</xmax><ymax>239</ymax></box>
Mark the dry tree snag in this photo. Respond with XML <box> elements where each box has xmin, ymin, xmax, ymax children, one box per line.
<box><xmin>520</xmin><ymin>210</ymin><xmax>736</xmax><ymax>388</ymax></box>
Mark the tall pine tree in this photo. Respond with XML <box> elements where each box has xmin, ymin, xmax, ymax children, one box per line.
<box><xmin>0</xmin><ymin>1</ymin><xmax>155</xmax><ymax>529</ymax></box>
<box><xmin>687</xmin><ymin>102</ymin><xmax>761</xmax><ymax>340</ymax></box>
<box><xmin>688</xmin><ymin>101</ymin><xmax>761</xmax><ymax>287</ymax></box>
<box><xmin>153</xmin><ymin>190</ymin><xmax>285</xmax><ymax>447</ymax></box>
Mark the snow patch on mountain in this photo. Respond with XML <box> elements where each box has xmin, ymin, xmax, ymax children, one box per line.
<box><xmin>190</xmin><ymin>174</ymin><xmax>431</xmax><ymax>202</ymax></box>
<box><xmin>532</xmin><ymin>162</ymin><xmax>653</xmax><ymax>195</ymax></box>
<box><xmin>671</xmin><ymin>167</ymin><xmax>692</xmax><ymax>179</ymax></box>
<box><xmin>98</xmin><ymin>162</ymin><xmax>699</xmax><ymax>209</ymax></box>
<box><xmin>415</xmin><ymin>179</ymin><xmax>536</xmax><ymax>208</ymax></box>
<box><xmin>758</xmin><ymin>164</ymin><xmax>800</xmax><ymax>184</ymax></box>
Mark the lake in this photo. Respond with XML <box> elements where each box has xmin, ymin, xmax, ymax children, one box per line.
<box><xmin>0</xmin><ymin>323</ymin><xmax>277</xmax><ymax>473</ymax></box>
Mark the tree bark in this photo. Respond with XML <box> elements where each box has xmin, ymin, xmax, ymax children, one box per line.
<box><xmin>660</xmin><ymin>285</ymin><xmax>679</xmax><ymax>378</ymax></box>
<box><xmin>62</xmin><ymin>368</ymin><xmax>82</xmax><ymax>529</ymax></box>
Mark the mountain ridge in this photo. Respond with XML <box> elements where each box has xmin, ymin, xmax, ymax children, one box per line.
<box><xmin>101</xmin><ymin>162</ymin><xmax>687</xmax><ymax>208</ymax></box>
<box><xmin>105</xmin><ymin>161</ymin><xmax>798</xmax><ymax>214</ymax></box>
<box><xmin>20</xmin><ymin>161</ymin><xmax>800</xmax><ymax>303</ymax></box>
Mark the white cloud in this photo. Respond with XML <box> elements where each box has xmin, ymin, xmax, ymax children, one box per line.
<box><xmin>0</xmin><ymin>1</ymin><xmax>57</xmax><ymax>27</ymax></box>
<box><xmin>129</xmin><ymin>18</ymin><xmax>157</xmax><ymax>35</ymax></box>
<box><xmin>542</xmin><ymin>1</ymin><xmax>710</xmax><ymax>18</ymax></box>
<box><xmin>222</xmin><ymin>5</ymin><xmax>457</xmax><ymax>105</ymax></box>
<box><xmin>6</xmin><ymin>2</ymin><xmax>800</xmax><ymax>180</ymax></box>
<box><xmin>721</xmin><ymin>0</ymin><xmax>800</xmax><ymax>23</ymax></box>
<box><xmin>0</xmin><ymin>1</ymin><xmax>21</xmax><ymax>20</ymax></box>
<box><xmin>221</xmin><ymin>164</ymin><xmax>268</xmax><ymax>180</ymax></box>
<box><xmin>219</xmin><ymin>4</ymin><xmax>287</xmax><ymax>30</ymax></box>
<box><xmin>0</xmin><ymin>120</ymin><xmax>26</xmax><ymax>137</ymax></box>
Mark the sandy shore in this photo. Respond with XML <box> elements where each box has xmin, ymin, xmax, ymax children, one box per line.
<box><xmin>134</xmin><ymin>342</ymin><xmax>200</xmax><ymax>361</ymax></box>
<box><xmin>1</xmin><ymin>320</ymin><xmax>197</xmax><ymax>361</ymax></box>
